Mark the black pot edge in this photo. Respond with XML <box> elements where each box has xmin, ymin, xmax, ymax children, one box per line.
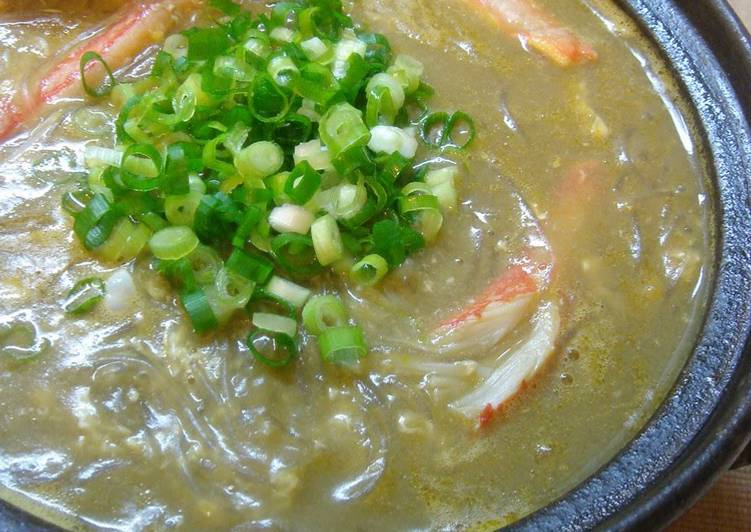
<box><xmin>511</xmin><ymin>0</ymin><xmax>751</xmax><ymax>530</ymax></box>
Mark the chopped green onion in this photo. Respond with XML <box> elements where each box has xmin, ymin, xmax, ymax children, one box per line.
<box><xmin>232</xmin><ymin>205</ymin><xmax>264</xmax><ymax>248</ymax></box>
<box><xmin>332</xmin><ymin>34</ymin><xmax>366</xmax><ymax>79</ymax></box>
<box><xmin>268</xmin><ymin>55</ymin><xmax>299</xmax><ymax>86</ymax></box>
<box><xmin>250</xmin><ymin>74</ymin><xmax>291</xmax><ymax>123</ymax></box>
<box><xmin>399</xmin><ymin>193</ymin><xmax>440</xmax><ymax>214</ymax></box>
<box><xmin>252</xmin><ymin>312</ymin><xmax>297</xmax><ymax>338</ymax></box>
<box><xmin>244</xmin><ymin>35</ymin><xmax>271</xmax><ymax>59</ymax></box>
<box><xmin>214</xmin><ymin>55</ymin><xmax>255</xmax><ymax>81</ymax></box>
<box><xmin>420</xmin><ymin>112</ymin><xmax>450</xmax><ymax>148</ymax></box>
<box><xmin>420</xmin><ymin>111</ymin><xmax>475</xmax><ymax>150</ymax></box>
<box><xmin>444</xmin><ymin>111</ymin><xmax>476</xmax><ymax>150</ymax></box>
<box><xmin>235</xmin><ymin>141</ymin><xmax>284</xmax><ymax>178</ymax></box>
<box><xmin>181</xmin><ymin>288</ymin><xmax>219</xmax><ymax>333</ymax></box>
<box><xmin>80</xmin><ymin>51</ymin><xmax>117</xmax><ymax>98</ymax></box>
<box><xmin>302</xmin><ymin>294</ymin><xmax>348</xmax><ymax>335</ymax></box>
<box><xmin>63</xmin><ymin>277</ymin><xmax>106</xmax><ymax>315</ymax></box>
<box><xmin>63</xmin><ymin>0</ymin><xmax>476</xmax><ymax>366</ymax></box>
<box><xmin>73</xmin><ymin>194</ymin><xmax>122</xmax><ymax>250</ymax></box>
<box><xmin>149</xmin><ymin>226</ymin><xmax>199</xmax><ymax>260</ymax></box>
<box><xmin>96</xmin><ymin>217</ymin><xmax>151</xmax><ymax>262</ymax></box>
<box><xmin>293</xmin><ymin>139</ymin><xmax>333</xmax><ymax>171</ymax></box>
<box><xmin>318</xmin><ymin>182</ymin><xmax>367</xmax><ymax>221</ymax></box>
<box><xmin>365</xmin><ymin>73</ymin><xmax>404</xmax><ymax>126</ymax></box>
<box><xmin>301</xmin><ymin>36</ymin><xmax>329</xmax><ymax>61</ymax></box>
<box><xmin>310</xmin><ymin>214</ymin><xmax>343</xmax><ymax>266</ymax></box>
<box><xmin>284</xmin><ymin>161</ymin><xmax>321</xmax><ymax>205</ymax></box>
<box><xmin>269</xmin><ymin>204</ymin><xmax>314</xmax><ymax>234</ymax></box>
<box><xmin>425</xmin><ymin>166</ymin><xmax>460</xmax><ymax>211</ymax></box>
<box><xmin>387</xmin><ymin>54</ymin><xmax>424</xmax><ymax>94</ymax></box>
<box><xmin>84</xmin><ymin>146</ymin><xmax>122</xmax><ymax>168</ymax></box>
<box><xmin>186</xmin><ymin>244</ymin><xmax>222</xmax><ymax>285</ymax></box>
<box><xmin>120</xmin><ymin>144</ymin><xmax>163</xmax><ymax>191</ymax></box>
<box><xmin>319</xmin><ymin>102</ymin><xmax>370</xmax><ymax>158</ymax></box>
<box><xmin>164</xmin><ymin>33</ymin><xmax>189</xmax><ymax>60</ymax></box>
<box><xmin>265</xmin><ymin>276</ymin><xmax>312</xmax><ymax>308</ymax></box>
<box><xmin>270</xmin><ymin>26</ymin><xmax>297</xmax><ymax>43</ymax></box>
<box><xmin>318</xmin><ymin>325</ymin><xmax>367</xmax><ymax>365</ymax></box>
<box><xmin>247</xmin><ymin>329</ymin><xmax>297</xmax><ymax>368</ymax></box>
<box><xmin>368</xmin><ymin>125</ymin><xmax>418</xmax><ymax>158</ymax></box>
<box><xmin>214</xmin><ymin>267</ymin><xmax>255</xmax><ymax>309</ymax></box>
<box><xmin>62</xmin><ymin>189</ymin><xmax>92</xmax><ymax>215</ymax></box>
<box><xmin>165</xmin><ymin>191</ymin><xmax>204</xmax><ymax>226</ymax></box>
<box><xmin>226</xmin><ymin>248</ymin><xmax>274</xmax><ymax>284</ymax></box>
<box><xmin>350</xmin><ymin>254</ymin><xmax>388</xmax><ymax>286</ymax></box>
<box><xmin>271</xmin><ymin>233</ymin><xmax>322</xmax><ymax>275</ymax></box>
<box><xmin>0</xmin><ymin>319</ymin><xmax>50</xmax><ymax>362</ymax></box>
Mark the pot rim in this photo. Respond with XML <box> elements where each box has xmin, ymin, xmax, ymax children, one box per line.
<box><xmin>512</xmin><ymin>1</ymin><xmax>751</xmax><ymax>530</ymax></box>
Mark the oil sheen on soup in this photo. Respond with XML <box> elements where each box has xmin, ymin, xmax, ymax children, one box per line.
<box><xmin>0</xmin><ymin>0</ymin><xmax>711</xmax><ymax>530</ymax></box>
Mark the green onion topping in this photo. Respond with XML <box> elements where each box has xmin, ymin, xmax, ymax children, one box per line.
<box><xmin>67</xmin><ymin>0</ymin><xmax>476</xmax><ymax>366</ymax></box>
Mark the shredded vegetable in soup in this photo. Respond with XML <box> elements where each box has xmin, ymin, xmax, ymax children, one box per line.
<box><xmin>0</xmin><ymin>0</ymin><xmax>712</xmax><ymax>529</ymax></box>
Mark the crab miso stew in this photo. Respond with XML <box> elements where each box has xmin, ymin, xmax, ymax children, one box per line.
<box><xmin>0</xmin><ymin>0</ymin><xmax>711</xmax><ymax>529</ymax></box>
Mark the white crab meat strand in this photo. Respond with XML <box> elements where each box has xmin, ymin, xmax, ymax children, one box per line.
<box><xmin>429</xmin><ymin>265</ymin><xmax>539</xmax><ymax>355</ymax></box>
<box><xmin>450</xmin><ymin>301</ymin><xmax>560</xmax><ymax>423</ymax></box>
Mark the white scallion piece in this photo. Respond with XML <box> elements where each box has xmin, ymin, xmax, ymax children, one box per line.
<box><xmin>269</xmin><ymin>204</ymin><xmax>315</xmax><ymax>235</ymax></box>
<box><xmin>366</xmin><ymin>72</ymin><xmax>405</xmax><ymax>109</ymax></box>
<box><xmin>265</xmin><ymin>276</ymin><xmax>312</xmax><ymax>308</ymax></box>
<box><xmin>252</xmin><ymin>312</ymin><xmax>298</xmax><ymax>338</ymax></box>
<box><xmin>270</xmin><ymin>27</ymin><xmax>295</xmax><ymax>43</ymax></box>
<box><xmin>103</xmin><ymin>268</ymin><xmax>136</xmax><ymax>312</ymax></box>
<box><xmin>332</xmin><ymin>32</ymin><xmax>366</xmax><ymax>79</ymax></box>
<box><xmin>311</xmin><ymin>214</ymin><xmax>344</xmax><ymax>266</ymax></box>
<box><xmin>301</xmin><ymin>37</ymin><xmax>329</xmax><ymax>61</ymax></box>
<box><xmin>425</xmin><ymin>166</ymin><xmax>460</xmax><ymax>211</ymax></box>
<box><xmin>236</xmin><ymin>141</ymin><xmax>284</xmax><ymax>178</ymax></box>
<box><xmin>367</xmin><ymin>126</ymin><xmax>418</xmax><ymax>158</ymax></box>
<box><xmin>84</xmin><ymin>146</ymin><xmax>123</xmax><ymax>169</ymax></box>
<box><xmin>294</xmin><ymin>139</ymin><xmax>333</xmax><ymax>171</ymax></box>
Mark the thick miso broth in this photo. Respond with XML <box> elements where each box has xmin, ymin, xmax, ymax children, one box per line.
<box><xmin>0</xmin><ymin>0</ymin><xmax>711</xmax><ymax>530</ymax></box>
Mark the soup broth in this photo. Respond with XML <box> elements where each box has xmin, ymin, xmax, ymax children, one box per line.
<box><xmin>0</xmin><ymin>0</ymin><xmax>711</xmax><ymax>529</ymax></box>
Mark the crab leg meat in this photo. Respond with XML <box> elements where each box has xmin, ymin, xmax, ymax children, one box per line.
<box><xmin>463</xmin><ymin>0</ymin><xmax>597</xmax><ymax>67</ymax></box>
<box><xmin>430</xmin><ymin>265</ymin><xmax>540</xmax><ymax>355</ymax></box>
<box><xmin>0</xmin><ymin>0</ymin><xmax>197</xmax><ymax>142</ymax></box>
<box><xmin>450</xmin><ymin>301</ymin><xmax>560</xmax><ymax>427</ymax></box>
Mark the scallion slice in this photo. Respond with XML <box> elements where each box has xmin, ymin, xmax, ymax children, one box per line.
<box><xmin>284</xmin><ymin>161</ymin><xmax>321</xmax><ymax>205</ymax></box>
<box><xmin>319</xmin><ymin>103</ymin><xmax>370</xmax><ymax>157</ymax></box>
<box><xmin>247</xmin><ymin>329</ymin><xmax>297</xmax><ymax>368</ymax></box>
<box><xmin>181</xmin><ymin>288</ymin><xmax>219</xmax><ymax>333</ymax></box>
<box><xmin>226</xmin><ymin>248</ymin><xmax>274</xmax><ymax>284</ymax></box>
<box><xmin>252</xmin><ymin>312</ymin><xmax>297</xmax><ymax>338</ymax></box>
<box><xmin>63</xmin><ymin>277</ymin><xmax>106</xmax><ymax>315</ymax></box>
<box><xmin>214</xmin><ymin>267</ymin><xmax>255</xmax><ymax>309</ymax></box>
<box><xmin>265</xmin><ymin>276</ymin><xmax>312</xmax><ymax>308</ymax></box>
<box><xmin>235</xmin><ymin>141</ymin><xmax>284</xmax><ymax>178</ymax></box>
<box><xmin>269</xmin><ymin>204</ymin><xmax>315</xmax><ymax>235</ymax></box>
<box><xmin>120</xmin><ymin>144</ymin><xmax>163</xmax><ymax>191</ymax></box>
<box><xmin>149</xmin><ymin>226</ymin><xmax>199</xmax><ymax>260</ymax></box>
<box><xmin>80</xmin><ymin>51</ymin><xmax>117</xmax><ymax>98</ymax></box>
<box><xmin>350</xmin><ymin>254</ymin><xmax>389</xmax><ymax>286</ymax></box>
<box><xmin>318</xmin><ymin>325</ymin><xmax>367</xmax><ymax>365</ymax></box>
<box><xmin>310</xmin><ymin>214</ymin><xmax>343</xmax><ymax>266</ymax></box>
<box><xmin>302</xmin><ymin>294</ymin><xmax>348</xmax><ymax>335</ymax></box>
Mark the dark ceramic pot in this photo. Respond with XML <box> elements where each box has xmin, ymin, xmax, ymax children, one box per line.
<box><xmin>2</xmin><ymin>1</ymin><xmax>751</xmax><ymax>530</ymax></box>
